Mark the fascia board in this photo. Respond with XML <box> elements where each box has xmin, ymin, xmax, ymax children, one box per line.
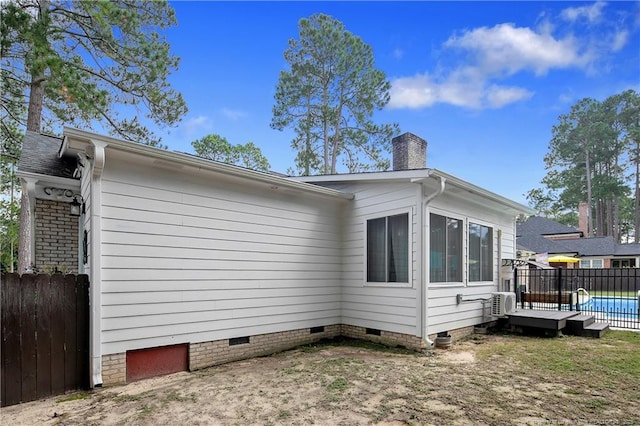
<box><xmin>16</xmin><ymin>170</ymin><xmax>81</xmax><ymax>189</ymax></box>
<box><xmin>62</xmin><ymin>127</ymin><xmax>353</xmax><ymax>201</ymax></box>
<box><xmin>427</xmin><ymin>169</ymin><xmax>536</xmax><ymax>215</ymax></box>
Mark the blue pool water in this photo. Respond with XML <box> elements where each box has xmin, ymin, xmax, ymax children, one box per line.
<box><xmin>579</xmin><ymin>296</ymin><xmax>639</xmax><ymax>319</ymax></box>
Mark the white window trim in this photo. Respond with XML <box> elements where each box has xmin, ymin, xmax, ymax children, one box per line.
<box><xmin>363</xmin><ymin>207</ymin><xmax>413</xmax><ymax>288</ymax></box>
<box><xmin>581</xmin><ymin>258</ymin><xmax>604</xmax><ymax>269</ymax></box>
<box><xmin>428</xmin><ymin>207</ymin><xmax>465</xmax><ymax>288</ymax></box>
<box><xmin>467</xmin><ymin>218</ymin><xmax>495</xmax><ymax>287</ymax></box>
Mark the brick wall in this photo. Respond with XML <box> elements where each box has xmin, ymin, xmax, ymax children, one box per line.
<box><xmin>190</xmin><ymin>325</ymin><xmax>341</xmax><ymax>371</ymax></box>
<box><xmin>102</xmin><ymin>353</ymin><xmax>126</xmax><ymax>385</ymax></box>
<box><xmin>427</xmin><ymin>325</ymin><xmax>475</xmax><ymax>343</ymax></box>
<box><xmin>392</xmin><ymin>132</ymin><xmax>427</xmax><ymax>171</ymax></box>
<box><xmin>102</xmin><ymin>323</ymin><xmax>474</xmax><ymax>385</ymax></box>
<box><xmin>34</xmin><ymin>199</ymin><xmax>79</xmax><ymax>273</ymax></box>
<box><xmin>340</xmin><ymin>324</ymin><xmax>428</xmax><ymax>350</ymax></box>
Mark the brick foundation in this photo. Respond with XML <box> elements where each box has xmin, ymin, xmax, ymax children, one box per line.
<box><xmin>101</xmin><ymin>323</ymin><xmax>475</xmax><ymax>385</ymax></box>
<box><xmin>427</xmin><ymin>325</ymin><xmax>475</xmax><ymax>343</ymax></box>
<box><xmin>340</xmin><ymin>324</ymin><xmax>428</xmax><ymax>350</ymax></box>
<box><xmin>102</xmin><ymin>353</ymin><xmax>126</xmax><ymax>385</ymax></box>
<box><xmin>34</xmin><ymin>199</ymin><xmax>79</xmax><ymax>273</ymax></box>
<box><xmin>190</xmin><ymin>325</ymin><xmax>340</xmax><ymax>370</ymax></box>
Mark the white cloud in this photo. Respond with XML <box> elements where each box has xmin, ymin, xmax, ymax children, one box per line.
<box><xmin>485</xmin><ymin>85</ymin><xmax>534</xmax><ymax>108</ymax></box>
<box><xmin>389</xmin><ymin>21</ymin><xmax>599</xmax><ymax>110</ymax></box>
<box><xmin>183</xmin><ymin>115</ymin><xmax>212</xmax><ymax>136</ymax></box>
<box><xmin>560</xmin><ymin>1</ymin><xmax>606</xmax><ymax>23</ymax></box>
<box><xmin>220</xmin><ymin>108</ymin><xmax>247</xmax><ymax>120</ymax></box>
<box><xmin>389</xmin><ymin>68</ymin><xmax>532</xmax><ymax>110</ymax></box>
<box><xmin>444</xmin><ymin>23</ymin><xmax>590</xmax><ymax>76</ymax></box>
<box><xmin>611</xmin><ymin>30</ymin><xmax>629</xmax><ymax>52</ymax></box>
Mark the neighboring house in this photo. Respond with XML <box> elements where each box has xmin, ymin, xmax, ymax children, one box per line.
<box><xmin>516</xmin><ymin>216</ymin><xmax>640</xmax><ymax>268</ymax></box>
<box><xmin>17</xmin><ymin>128</ymin><xmax>534</xmax><ymax>387</ymax></box>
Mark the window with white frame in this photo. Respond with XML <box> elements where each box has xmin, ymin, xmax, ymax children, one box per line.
<box><xmin>469</xmin><ymin>222</ymin><xmax>493</xmax><ymax>282</ymax></box>
<box><xmin>580</xmin><ymin>259</ymin><xmax>603</xmax><ymax>269</ymax></box>
<box><xmin>429</xmin><ymin>213</ymin><xmax>462</xmax><ymax>283</ymax></box>
<box><xmin>366</xmin><ymin>213</ymin><xmax>409</xmax><ymax>283</ymax></box>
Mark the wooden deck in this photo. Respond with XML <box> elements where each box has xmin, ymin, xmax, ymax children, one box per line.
<box><xmin>507</xmin><ymin>309</ymin><xmax>610</xmax><ymax>338</ymax></box>
<box><xmin>508</xmin><ymin>310</ymin><xmax>580</xmax><ymax>331</ymax></box>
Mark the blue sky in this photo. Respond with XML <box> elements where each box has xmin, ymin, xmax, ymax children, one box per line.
<box><xmin>149</xmin><ymin>1</ymin><xmax>639</xmax><ymax>205</ymax></box>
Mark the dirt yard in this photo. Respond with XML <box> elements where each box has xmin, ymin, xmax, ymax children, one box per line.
<box><xmin>2</xmin><ymin>332</ymin><xmax>639</xmax><ymax>425</ymax></box>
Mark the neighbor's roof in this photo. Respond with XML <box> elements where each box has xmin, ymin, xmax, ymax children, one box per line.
<box><xmin>517</xmin><ymin>234</ymin><xmax>619</xmax><ymax>257</ymax></box>
<box><xmin>615</xmin><ymin>243</ymin><xmax>640</xmax><ymax>256</ymax></box>
<box><xmin>517</xmin><ymin>216</ymin><xmax>582</xmax><ymax>237</ymax></box>
<box><xmin>17</xmin><ymin>131</ymin><xmax>77</xmax><ymax>179</ymax></box>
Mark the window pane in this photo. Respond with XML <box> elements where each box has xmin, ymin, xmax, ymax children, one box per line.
<box><xmin>469</xmin><ymin>223</ymin><xmax>481</xmax><ymax>281</ymax></box>
<box><xmin>480</xmin><ymin>225</ymin><xmax>493</xmax><ymax>281</ymax></box>
<box><xmin>367</xmin><ymin>218</ymin><xmax>386</xmax><ymax>282</ymax></box>
<box><xmin>592</xmin><ymin>259</ymin><xmax>603</xmax><ymax>268</ymax></box>
<box><xmin>579</xmin><ymin>260</ymin><xmax>590</xmax><ymax>269</ymax></box>
<box><xmin>430</xmin><ymin>214</ymin><xmax>446</xmax><ymax>282</ymax></box>
<box><xmin>447</xmin><ymin>218</ymin><xmax>462</xmax><ymax>282</ymax></box>
<box><xmin>388</xmin><ymin>213</ymin><xmax>409</xmax><ymax>282</ymax></box>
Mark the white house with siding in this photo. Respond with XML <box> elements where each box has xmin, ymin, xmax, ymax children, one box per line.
<box><xmin>17</xmin><ymin>128</ymin><xmax>534</xmax><ymax>387</ymax></box>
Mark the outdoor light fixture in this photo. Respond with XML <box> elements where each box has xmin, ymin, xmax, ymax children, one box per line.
<box><xmin>70</xmin><ymin>196</ymin><xmax>82</xmax><ymax>217</ymax></box>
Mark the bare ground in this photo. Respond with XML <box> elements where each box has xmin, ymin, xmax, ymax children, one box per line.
<box><xmin>2</xmin><ymin>333</ymin><xmax>638</xmax><ymax>425</ymax></box>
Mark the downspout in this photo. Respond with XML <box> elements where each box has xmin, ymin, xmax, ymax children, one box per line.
<box><xmin>89</xmin><ymin>140</ymin><xmax>107</xmax><ymax>387</ymax></box>
<box><xmin>412</xmin><ymin>172</ymin><xmax>446</xmax><ymax>348</ymax></box>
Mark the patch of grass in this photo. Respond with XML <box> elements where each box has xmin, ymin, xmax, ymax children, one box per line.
<box><xmin>113</xmin><ymin>393</ymin><xmax>143</xmax><ymax>403</ymax></box>
<box><xmin>137</xmin><ymin>403</ymin><xmax>155</xmax><ymax>418</ymax></box>
<box><xmin>278</xmin><ymin>409</ymin><xmax>291</xmax><ymax>419</ymax></box>
<box><xmin>327</xmin><ymin>377</ymin><xmax>348</xmax><ymax>392</ymax></box>
<box><xmin>56</xmin><ymin>392</ymin><xmax>90</xmax><ymax>403</ymax></box>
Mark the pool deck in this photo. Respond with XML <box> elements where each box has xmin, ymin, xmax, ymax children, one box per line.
<box><xmin>507</xmin><ymin>310</ymin><xmax>611</xmax><ymax>337</ymax></box>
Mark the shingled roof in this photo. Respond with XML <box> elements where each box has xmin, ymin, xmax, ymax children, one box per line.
<box><xmin>516</xmin><ymin>216</ymin><xmax>581</xmax><ymax>237</ymax></box>
<box><xmin>17</xmin><ymin>131</ymin><xmax>78</xmax><ymax>179</ymax></box>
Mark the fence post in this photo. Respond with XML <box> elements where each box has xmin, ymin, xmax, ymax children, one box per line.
<box><xmin>557</xmin><ymin>267</ymin><xmax>563</xmax><ymax>311</ymax></box>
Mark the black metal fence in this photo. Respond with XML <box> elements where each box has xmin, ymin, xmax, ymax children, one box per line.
<box><xmin>514</xmin><ymin>268</ymin><xmax>640</xmax><ymax>330</ymax></box>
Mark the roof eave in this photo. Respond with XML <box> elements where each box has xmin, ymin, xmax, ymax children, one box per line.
<box><xmin>62</xmin><ymin>127</ymin><xmax>354</xmax><ymax>201</ymax></box>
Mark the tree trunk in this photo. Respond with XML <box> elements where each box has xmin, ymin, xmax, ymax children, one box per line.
<box><xmin>17</xmin><ymin>187</ymin><xmax>31</xmax><ymax>273</ymax></box>
<box><xmin>606</xmin><ymin>198</ymin><xmax>613</xmax><ymax>238</ymax></box>
<box><xmin>613</xmin><ymin>196</ymin><xmax>620</xmax><ymax>243</ymax></box>
<box><xmin>26</xmin><ymin>74</ymin><xmax>45</xmax><ymax>132</ymax></box>
<box><xmin>585</xmin><ymin>147</ymin><xmax>593</xmax><ymax>237</ymax></box>
<box><xmin>635</xmin><ymin>141</ymin><xmax>640</xmax><ymax>243</ymax></box>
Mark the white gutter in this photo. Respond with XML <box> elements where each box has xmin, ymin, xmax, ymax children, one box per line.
<box><xmin>411</xmin><ymin>173</ymin><xmax>447</xmax><ymax>348</ymax></box>
<box><xmin>89</xmin><ymin>139</ymin><xmax>107</xmax><ymax>387</ymax></box>
<box><xmin>63</xmin><ymin>127</ymin><xmax>353</xmax><ymax>201</ymax></box>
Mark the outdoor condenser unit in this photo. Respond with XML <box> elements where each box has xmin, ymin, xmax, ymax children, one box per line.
<box><xmin>491</xmin><ymin>292</ymin><xmax>517</xmax><ymax>317</ymax></box>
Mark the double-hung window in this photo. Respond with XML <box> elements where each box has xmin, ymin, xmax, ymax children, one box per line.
<box><xmin>468</xmin><ymin>223</ymin><xmax>493</xmax><ymax>282</ymax></box>
<box><xmin>429</xmin><ymin>213</ymin><xmax>462</xmax><ymax>283</ymax></box>
<box><xmin>366</xmin><ymin>213</ymin><xmax>409</xmax><ymax>284</ymax></box>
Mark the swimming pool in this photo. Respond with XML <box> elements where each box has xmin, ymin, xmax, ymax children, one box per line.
<box><xmin>578</xmin><ymin>296</ymin><xmax>639</xmax><ymax>319</ymax></box>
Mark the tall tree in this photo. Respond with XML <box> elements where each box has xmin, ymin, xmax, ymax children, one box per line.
<box><xmin>271</xmin><ymin>13</ymin><xmax>398</xmax><ymax>175</ymax></box>
<box><xmin>192</xmin><ymin>134</ymin><xmax>270</xmax><ymax>172</ymax></box>
<box><xmin>527</xmin><ymin>91</ymin><xmax>639</xmax><ymax>242</ymax></box>
<box><xmin>1</xmin><ymin>0</ymin><xmax>187</xmax><ymax>151</ymax></box>
<box><xmin>2</xmin><ymin>0</ymin><xmax>187</xmax><ymax>271</ymax></box>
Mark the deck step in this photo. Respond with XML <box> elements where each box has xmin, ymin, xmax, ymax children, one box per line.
<box><xmin>564</xmin><ymin>314</ymin><xmax>596</xmax><ymax>335</ymax></box>
<box><xmin>581</xmin><ymin>322</ymin><xmax>610</xmax><ymax>338</ymax></box>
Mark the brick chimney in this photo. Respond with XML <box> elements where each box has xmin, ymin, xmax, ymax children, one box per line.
<box><xmin>578</xmin><ymin>202</ymin><xmax>589</xmax><ymax>237</ymax></box>
<box><xmin>392</xmin><ymin>132</ymin><xmax>427</xmax><ymax>171</ymax></box>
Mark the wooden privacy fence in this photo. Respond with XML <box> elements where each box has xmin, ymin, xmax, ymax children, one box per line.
<box><xmin>1</xmin><ymin>273</ymin><xmax>90</xmax><ymax>407</ymax></box>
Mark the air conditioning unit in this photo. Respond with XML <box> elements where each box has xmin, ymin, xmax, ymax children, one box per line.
<box><xmin>491</xmin><ymin>292</ymin><xmax>516</xmax><ymax>317</ymax></box>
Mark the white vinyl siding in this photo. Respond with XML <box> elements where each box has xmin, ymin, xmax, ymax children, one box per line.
<box><xmin>317</xmin><ymin>181</ymin><xmax>419</xmax><ymax>336</ymax></box>
<box><xmin>426</xmin><ymin>193</ymin><xmax>516</xmax><ymax>335</ymax></box>
<box><xmin>99</xmin><ymin>157</ymin><xmax>344</xmax><ymax>355</ymax></box>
